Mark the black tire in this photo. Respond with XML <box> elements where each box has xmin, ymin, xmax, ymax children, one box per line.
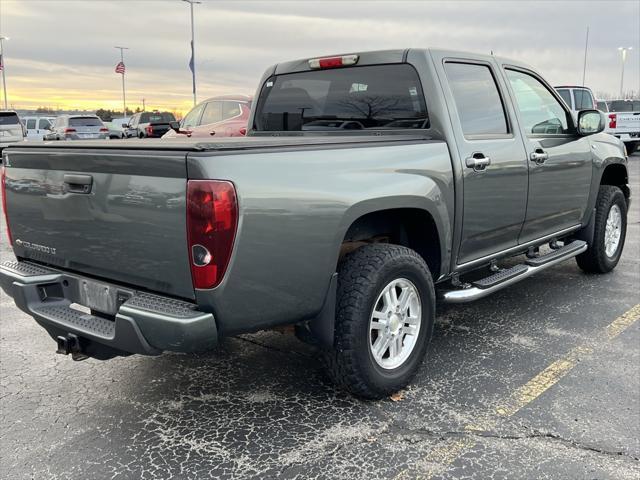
<box><xmin>323</xmin><ymin>244</ymin><xmax>435</xmax><ymax>399</ymax></box>
<box><xmin>576</xmin><ymin>185</ymin><xmax>627</xmax><ymax>273</ymax></box>
<box><xmin>625</xmin><ymin>142</ymin><xmax>639</xmax><ymax>154</ymax></box>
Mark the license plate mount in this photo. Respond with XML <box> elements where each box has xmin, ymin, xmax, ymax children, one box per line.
<box><xmin>78</xmin><ymin>279</ymin><xmax>117</xmax><ymax>315</ymax></box>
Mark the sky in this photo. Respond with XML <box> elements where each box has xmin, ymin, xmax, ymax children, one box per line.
<box><xmin>1</xmin><ymin>0</ymin><xmax>639</xmax><ymax>116</ymax></box>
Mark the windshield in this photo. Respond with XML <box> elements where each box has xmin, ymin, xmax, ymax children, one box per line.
<box><xmin>609</xmin><ymin>100</ymin><xmax>640</xmax><ymax>112</ymax></box>
<box><xmin>254</xmin><ymin>64</ymin><xmax>428</xmax><ymax>131</ymax></box>
<box><xmin>0</xmin><ymin>112</ymin><xmax>21</xmax><ymax>126</ymax></box>
<box><xmin>69</xmin><ymin>117</ymin><xmax>103</xmax><ymax>127</ymax></box>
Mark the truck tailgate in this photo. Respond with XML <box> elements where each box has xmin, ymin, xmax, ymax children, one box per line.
<box><xmin>615</xmin><ymin>112</ymin><xmax>640</xmax><ymax>131</ymax></box>
<box><xmin>2</xmin><ymin>147</ymin><xmax>194</xmax><ymax>299</ymax></box>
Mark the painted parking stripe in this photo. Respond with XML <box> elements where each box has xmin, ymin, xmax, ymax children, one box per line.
<box><xmin>394</xmin><ymin>303</ymin><xmax>640</xmax><ymax>479</ymax></box>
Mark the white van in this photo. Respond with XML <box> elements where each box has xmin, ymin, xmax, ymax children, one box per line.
<box><xmin>22</xmin><ymin>116</ymin><xmax>56</xmax><ymax>141</ymax></box>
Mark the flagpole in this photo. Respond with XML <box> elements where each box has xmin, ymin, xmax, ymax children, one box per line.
<box><xmin>581</xmin><ymin>26</ymin><xmax>589</xmax><ymax>87</ymax></box>
<box><xmin>183</xmin><ymin>0</ymin><xmax>201</xmax><ymax>107</ymax></box>
<box><xmin>0</xmin><ymin>36</ymin><xmax>9</xmax><ymax>110</ymax></box>
<box><xmin>114</xmin><ymin>46</ymin><xmax>129</xmax><ymax>116</ymax></box>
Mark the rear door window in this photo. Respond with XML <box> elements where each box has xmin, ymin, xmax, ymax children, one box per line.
<box><xmin>254</xmin><ymin>64</ymin><xmax>428</xmax><ymax>131</ymax></box>
<box><xmin>573</xmin><ymin>89</ymin><xmax>594</xmax><ymax>110</ymax></box>
<box><xmin>444</xmin><ymin>62</ymin><xmax>508</xmax><ymax>137</ymax></box>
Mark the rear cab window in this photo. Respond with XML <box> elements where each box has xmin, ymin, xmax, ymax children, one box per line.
<box><xmin>609</xmin><ymin>100</ymin><xmax>640</xmax><ymax>112</ymax></box>
<box><xmin>254</xmin><ymin>64</ymin><xmax>428</xmax><ymax>132</ymax></box>
<box><xmin>140</xmin><ymin>112</ymin><xmax>175</xmax><ymax>124</ymax></box>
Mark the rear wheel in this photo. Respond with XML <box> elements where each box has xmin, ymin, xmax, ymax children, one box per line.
<box><xmin>323</xmin><ymin>244</ymin><xmax>435</xmax><ymax>399</ymax></box>
<box><xmin>576</xmin><ymin>185</ymin><xmax>627</xmax><ymax>273</ymax></box>
<box><xmin>625</xmin><ymin>141</ymin><xmax>639</xmax><ymax>154</ymax></box>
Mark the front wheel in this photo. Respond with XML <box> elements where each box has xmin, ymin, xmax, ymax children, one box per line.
<box><xmin>323</xmin><ymin>244</ymin><xmax>435</xmax><ymax>399</ymax></box>
<box><xmin>576</xmin><ymin>185</ymin><xmax>627</xmax><ymax>273</ymax></box>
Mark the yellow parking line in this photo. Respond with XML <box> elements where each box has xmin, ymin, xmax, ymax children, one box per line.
<box><xmin>394</xmin><ymin>303</ymin><xmax>640</xmax><ymax>480</ymax></box>
<box><xmin>495</xmin><ymin>344</ymin><xmax>593</xmax><ymax>417</ymax></box>
<box><xmin>606</xmin><ymin>304</ymin><xmax>640</xmax><ymax>340</ymax></box>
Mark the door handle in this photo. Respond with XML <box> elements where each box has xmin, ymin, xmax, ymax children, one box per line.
<box><xmin>530</xmin><ymin>149</ymin><xmax>549</xmax><ymax>164</ymax></box>
<box><xmin>465</xmin><ymin>153</ymin><xmax>491</xmax><ymax>172</ymax></box>
<box><xmin>209</xmin><ymin>131</ymin><xmax>216</xmax><ymax>136</ymax></box>
<box><xmin>64</xmin><ymin>174</ymin><xmax>93</xmax><ymax>194</ymax></box>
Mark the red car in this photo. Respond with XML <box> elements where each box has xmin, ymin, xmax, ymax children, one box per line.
<box><xmin>163</xmin><ymin>95</ymin><xmax>252</xmax><ymax>139</ymax></box>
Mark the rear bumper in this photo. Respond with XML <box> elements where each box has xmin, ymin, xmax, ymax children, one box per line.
<box><xmin>0</xmin><ymin>260</ymin><xmax>217</xmax><ymax>358</ymax></box>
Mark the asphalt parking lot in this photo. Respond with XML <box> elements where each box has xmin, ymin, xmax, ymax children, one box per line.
<box><xmin>0</xmin><ymin>155</ymin><xmax>638</xmax><ymax>480</ymax></box>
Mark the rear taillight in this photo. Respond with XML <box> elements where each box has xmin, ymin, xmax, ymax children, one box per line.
<box><xmin>64</xmin><ymin>128</ymin><xmax>76</xmax><ymax>134</ymax></box>
<box><xmin>609</xmin><ymin>114</ymin><xmax>617</xmax><ymax>129</ymax></box>
<box><xmin>146</xmin><ymin>126</ymin><xmax>153</xmax><ymax>135</ymax></box>
<box><xmin>187</xmin><ymin>180</ymin><xmax>238</xmax><ymax>289</ymax></box>
<box><xmin>100</xmin><ymin>127</ymin><xmax>109</xmax><ymax>132</ymax></box>
<box><xmin>1</xmin><ymin>165</ymin><xmax>13</xmax><ymax>245</ymax></box>
<box><xmin>308</xmin><ymin>54</ymin><xmax>359</xmax><ymax>69</ymax></box>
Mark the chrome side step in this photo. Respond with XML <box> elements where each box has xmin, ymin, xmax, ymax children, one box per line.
<box><xmin>442</xmin><ymin>240</ymin><xmax>587</xmax><ymax>304</ymax></box>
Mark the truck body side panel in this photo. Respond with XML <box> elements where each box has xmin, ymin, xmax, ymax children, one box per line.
<box><xmin>187</xmin><ymin>141</ymin><xmax>453</xmax><ymax>335</ymax></box>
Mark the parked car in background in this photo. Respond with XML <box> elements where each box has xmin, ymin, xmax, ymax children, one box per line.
<box><xmin>125</xmin><ymin>111</ymin><xmax>176</xmax><ymax>138</ymax></box>
<box><xmin>162</xmin><ymin>95</ymin><xmax>251</xmax><ymax>139</ymax></box>
<box><xmin>44</xmin><ymin>115</ymin><xmax>109</xmax><ymax>141</ymax></box>
<box><xmin>22</xmin><ymin>116</ymin><xmax>55</xmax><ymax>141</ymax></box>
<box><xmin>0</xmin><ymin>111</ymin><xmax>26</xmax><ymax>152</ymax></box>
<box><xmin>103</xmin><ymin>121</ymin><xmax>127</xmax><ymax>139</ymax></box>
<box><xmin>555</xmin><ymin>86</ymin><xmax>597</xmax><ymax>111</ymax></box>
<box><xmin>606</xmin><ymin>99</ymin><xmax>640</xmax><ymax>153</ymax></box>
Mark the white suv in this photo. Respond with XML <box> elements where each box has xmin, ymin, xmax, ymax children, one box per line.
<box><xmin>0</xmin><ymin>111</ymin><xmax>26</xmax><ymax>151</ymax></box>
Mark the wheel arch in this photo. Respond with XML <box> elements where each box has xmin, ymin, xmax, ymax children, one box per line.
<box><xmin>600</xmin><ymin>162</ymin><xmax>630</xmax><ymax>201</ymax></box>
<box><xmin>336</xmin><ymin>201</ymin><xmax>448</xmax><ymax>281</ymax></box>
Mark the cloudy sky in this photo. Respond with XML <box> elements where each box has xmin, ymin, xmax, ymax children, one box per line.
<box><xmin>1</xmin><ymin>0</ymin><xmax>639</xmax><ymax>114</ymax></box>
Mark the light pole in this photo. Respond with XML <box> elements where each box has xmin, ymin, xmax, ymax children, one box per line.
<box><xmin>114</xmin><ymin>46</ymin><xmax>129</xmax><ymax>116</ymax></box>
<box><xmin>0</xmin><ymin>36</ymin><xmax>9</xmax><ymax>110</ymax></box>
<box><xmin>618</xmin><ymin>46</ymin><xmax>633</xmax><ymax>98</ymax></box>
<box><xmin>183</xmin><ymin>0</ymin><xmax>201</xmax><ymax>106</ymax></box>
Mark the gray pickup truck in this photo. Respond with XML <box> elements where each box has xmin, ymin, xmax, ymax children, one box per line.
<box><xmin>0</xmin><ymin>49</ymin><xmax>630</xmax><ymax>398</ymax></box>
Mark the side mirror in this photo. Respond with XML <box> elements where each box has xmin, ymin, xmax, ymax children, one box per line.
<box><xmin>577</xmin><ymin>110</ymin><xmax>605</xmax><ymax>136</ymax></box>
<box><xmin>169</xmin><ymin>121</ymin><xmax>181</xmax><ymax>132</ymax></box>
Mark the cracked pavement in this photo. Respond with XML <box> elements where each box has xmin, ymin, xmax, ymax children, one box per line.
<box><xmin>1</xmin><ymin>155</ymin><xmax>639</xmax><ymax>479</ymax></box>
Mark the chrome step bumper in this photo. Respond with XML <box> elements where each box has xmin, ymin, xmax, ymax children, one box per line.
<box><xmin>442</xmin><ymin>240</ymin><xmax>587</xmax><ymax>304</ymax></box>
<box><xmin>0</xmin><ymin>260</ymin><xmax>217</xmax><ymax>358</ymax></box>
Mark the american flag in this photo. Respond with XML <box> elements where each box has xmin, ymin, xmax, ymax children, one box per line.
<box><xmin>115</xmin><ymin>61</ymin><xmax>125</xmax><ymax>74</ymax></box>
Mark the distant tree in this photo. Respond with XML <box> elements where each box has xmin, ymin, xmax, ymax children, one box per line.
<box><xmin>95</xmin><ymin>108</ymin><xmax>113</xmax><ymax>121</ymax></box>
<box><xmin>35</xmin><ymin>106</ymin><xmax>57</xmax><ymax>114</ymax></box>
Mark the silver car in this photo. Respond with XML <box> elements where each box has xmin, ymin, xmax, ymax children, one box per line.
<box><xmin>44</xmin><ymin>115</ymin><xmax>109</xmax><ymax>141</ymax></box>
